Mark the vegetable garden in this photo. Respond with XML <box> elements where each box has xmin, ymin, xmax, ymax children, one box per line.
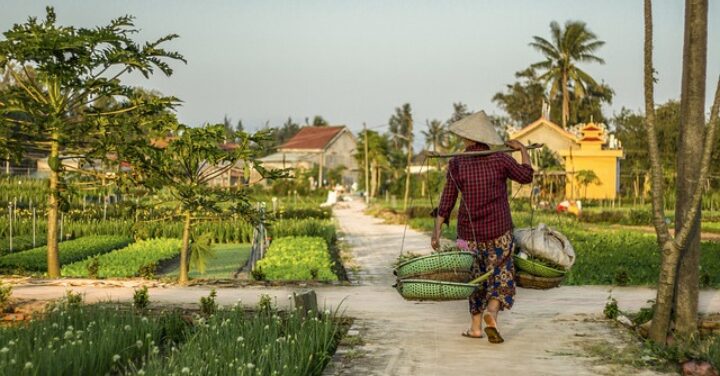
<box><xmin>382</xmin><ymin>203</ymin><xmax>720</xmax><ymax>288</ymax></box>
<box><xmin>0</xmin><ymin>293</ymin><xmax>344</xmax><ymax>376</ymax></box>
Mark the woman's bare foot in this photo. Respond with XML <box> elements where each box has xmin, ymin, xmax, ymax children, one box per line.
<box><xmin>483</xmin><ymin>312</ymin><xmax>504</xmax><ymax>344</ymax></box>
<box><xmin>461</xmin><ymin>329</ymin><xmax>484</xmax><ymax>338</ymax></box>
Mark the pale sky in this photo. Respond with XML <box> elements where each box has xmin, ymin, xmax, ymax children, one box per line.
<box><xmin>2</xmin><ymin>1</ymin><xmax>719</xmax><ymax>140</ymax></box>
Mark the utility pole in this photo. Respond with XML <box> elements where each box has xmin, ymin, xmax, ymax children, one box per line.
<box><xmin>363</xmin><ymin>123</ymin><xmax>370</xmax><ymax>204</ymax></box>
<box><xmin>318</xmin><ymin>151</ymin><xmax>324</xmax><ymax>189</ymax></box>
<box><xmin>403</xmin><ymin>115</ymin><xmax>413</xmax><ymax>211</ymax></box>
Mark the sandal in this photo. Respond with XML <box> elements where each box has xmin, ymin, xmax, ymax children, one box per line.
<box><xmin>461</xmin><ymin>329</ymin><xmax>484</xmax><ymax>339</ymax></box>
<box><xmin>483</xmin><ymin>313</ymin><xmax>504</xmax><ymax>344</ymax></box>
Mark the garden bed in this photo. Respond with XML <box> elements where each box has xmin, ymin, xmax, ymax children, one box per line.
<box><xmin>255</xmin><ymin>237</ymin><xmax>338</xmax><ymax>282</ymax></box>
<box><xmin>61</xmin><ymin>238</ymin><xmax>182</xmax><ymax>278</ymax></box>
<box><xmin>0</xmin><ymin>236</ymin><xmax>132</xmax><ymax>274</ymax></box>
<box><xmin>0</xmin><ymin>295</ymin><xmax>348</xmax><ymax>376</ymax></box>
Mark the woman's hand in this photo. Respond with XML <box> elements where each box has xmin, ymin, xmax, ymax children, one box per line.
<box><xmin>431</xmin><ymin>233</ymin><xmax>440</xmax><ymax>250</ymax></box>
<box><xmin>505</xmin><ymin>140</ymin><xmax>531</xmax><ymax>165</ymax></box>
<box><xmin>505</xmin><ymin>140</ymin><xmax>526</xmax><ymax>151</ymax></box>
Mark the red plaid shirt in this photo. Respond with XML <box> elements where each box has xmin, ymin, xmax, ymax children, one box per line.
<box><xmin>437</xmin><ymin>144</ymin><xmax>534</xmax><ymax>241</ymax></box>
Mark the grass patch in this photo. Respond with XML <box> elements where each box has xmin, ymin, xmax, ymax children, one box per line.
<box><xmin>164</xmin><ymin>243</ymin><xmax>251</xmax><ymax>279</ymax></box>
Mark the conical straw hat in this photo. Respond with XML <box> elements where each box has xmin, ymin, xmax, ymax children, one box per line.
<box><xmin>448</xmin><ymin>111</ymin><xmax>503</xmax><ymax>146</ymax></box>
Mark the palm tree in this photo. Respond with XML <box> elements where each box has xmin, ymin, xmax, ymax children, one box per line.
<box><xmin>575</xmin><ymin>169</ymin><xmax>601</xmax><ymax>200</ymax></box>
<box><xmin>530</xmin><ymin>20</ymin><xmax>605</xmax><ymax>128</ymax></box>
<box><xmin>421</xmin><ymin>119</ymin><xmax>446</xmax><ymax>152</ymax></box>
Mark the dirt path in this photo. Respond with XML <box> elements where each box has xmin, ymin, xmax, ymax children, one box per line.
<box><xmin>7</xmin><ymin>199</ymin><xmax>720</xmax><ymax>375</ymax></box>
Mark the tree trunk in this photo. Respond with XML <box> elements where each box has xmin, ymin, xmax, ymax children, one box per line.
<box><xmin>403</xmin><ymin>117</ymin><xmax>414</xmax><ymax>211</ymax></box>
<box><xmin>179</xmin><ymin>211</ymin><xmax>191</xmax><ymax>285</ymax></box>
<box><xmin>644</xmin><ymin>0</ymin><xmax>677</xmax><ymax>344</ymax></box>
<box><xmin>674</xmin><ymin>0</ymin><xmax>707</xmax><ymax>336</ymax></box>
<box><xmin>562</xmin><ymin>71</ymin><xmax>569</xmax><ymax>128</ymax></box>
<box><xmin>370</xmin><ymin>160</ymin><xmax>378</xmax><ymax>198</ymax></box>
<box><xmin>46</xmin><ymin>137</ymin><xmax>61</xmax><ymax>278</ymax></box>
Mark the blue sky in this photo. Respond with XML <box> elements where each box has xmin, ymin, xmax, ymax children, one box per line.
<box><xmin>2</xmin><ymin>1</ymin><xmax>719</xmax><ymax>139</ymax></box>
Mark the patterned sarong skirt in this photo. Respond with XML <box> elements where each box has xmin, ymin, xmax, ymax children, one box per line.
<box><xmin>456</xmin><ymin>230</ymin><xmax>516</xmax><ymax>314</ymax></box>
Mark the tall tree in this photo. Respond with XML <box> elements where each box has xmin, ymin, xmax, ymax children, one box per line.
<box><xmin>311</xmin><ymin>115</ymin><xmax>328</xmax><ymax>126</ymax></box>
<box><xmin>235</xmin><ymin>119</ymin><xmax>244</xmax><ymax>133</ymax></box>
<box><xmin>530</xmin><ymin>20</ymin><xmax>605</xmax><ymax>128</ymax></box>
<box><xmin>354</xmin><ymin>130</ymin><xmax>389</xmax><ymax>197</ymax></box>
<box><xmin>643</xmin><ymin>0</ymin><xmax>720</xmax><ymax>343</ymax></box>
<box><xmin>673</xmin><ymin>0</ymin><xmax>708</xmax><ymax>336</ymax></box>
<box><xmin>222</xmin><ymin>114</ymin><xmax>234</xmax><ymax>141</ymax></box>
<box><xmin>492</xmin><ymin>68</ymin><xmax>546</xmax><ymax>126</ymax></box>
<box><xmin>0</xmin><ymin>7</ymin><xmax>183</xmax><ymax>277</ymax></box>
<box><xmin>421</xmin><ymin>119</ymin><xmax>446</xmax><ymax>152</ymax></box>
<box><xmin>275</xmin><ymin>117</ymin><xmax>300</xmax><ymax>146</ymax></box>
<box><xmin>129</xmin><ymin>124</ymin><xmax>282</xmax><ymax>284</ymax></box>
<box><xmin>388</xmin><ymin>104</ymin><xmax>412</xmax><ymax>150</ymax></box>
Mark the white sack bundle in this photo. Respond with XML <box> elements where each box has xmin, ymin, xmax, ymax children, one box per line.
<box><xmin>513</xmin><ymin>223</ymin><xmax>575</xmax><ymax>269</ymax></box>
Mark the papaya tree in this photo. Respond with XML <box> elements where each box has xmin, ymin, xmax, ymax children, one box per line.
<box><xmin>129</xmin><ymin>123</ymin><xmax>283</xmax><ymax>284</ymax></box>
<box><xmin>0</xmin><ymin>7</ymin><xmax>184</xmax><ymax>277</ymax></box>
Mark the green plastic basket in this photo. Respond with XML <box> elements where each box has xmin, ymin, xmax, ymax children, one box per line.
<box><xmin>513</xmin><ymin>255</ymin><xmax>566</xmax><ymax>278</ymax></box>
<box><xmin>395</xmin><ymin>271</ymin><xmax>492</xmax><ymax>301</ymax></box>
<box><xmin>394</xmin><ymin>251</ymin><xmax>475</xmax><ymax>279</ymax></box>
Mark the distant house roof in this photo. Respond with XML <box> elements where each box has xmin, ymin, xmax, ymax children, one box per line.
<box><xmin>510</xmin><ymin>117</ymin><xmax>578</xmax><ymax>143</ymax></box>
<box><xmin>278</xmin><ymin>126</ymin><xmax>346</xmax><ymax>151</ymax></box>
<box><xmin>582</xmin><ymin>124</ymin><xmax>602</xmax><ymax>131</ymax></box>
<box><xmin>259</xmin><ymin>152</ymin><xmax>318</xmax><ymax>164</ymax></box>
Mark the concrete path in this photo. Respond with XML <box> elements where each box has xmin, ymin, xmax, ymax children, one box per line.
<box><xmin>7</xmin><ymin>199</ymin><xmax>720</xmax><ymax>375</ymax></box>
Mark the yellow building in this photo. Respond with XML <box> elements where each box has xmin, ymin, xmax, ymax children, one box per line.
<box><xmin>508</xmin><ymin>117</ymin><xmax>624</xmax><ymax>200</ymax></box>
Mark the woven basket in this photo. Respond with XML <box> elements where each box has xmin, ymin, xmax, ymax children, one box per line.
<box><xmin>513</xmin><ymin>256</ymin><xmax>566</xmax><ymax>278</ymax></box>
<box><xmin>395</xmin><ymin>271</ymin><xmax>492</xmax><ymax>301</ymax></box>
<box><xmin>516</xmin><ymin>271</ymin><xmax>564</xmax><ymax>289</ymax></box>
<box><xmin>394</xmin><ymin>251</ymin><xmax>475</xmax><ymax>279</ymax></box>
<box><xmin>409</xmin><ymin>270</ymin><xmax>472</xmax><ymax>283</ymax></box>
<box><xmin>395</xmin><ymin>279</ymin><xmax>478</xmax><ymax>301</ymax></box>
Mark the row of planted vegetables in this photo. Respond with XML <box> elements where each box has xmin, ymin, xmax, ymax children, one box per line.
<box><xmin>0</xmin><ymin>291</ymin><xmax>343</xmax><ymax>376</ymax></box>
<box><xmin>0</xmin><ymin>216</ymin><xmax>342</xmax><ymax>282</ymax></box>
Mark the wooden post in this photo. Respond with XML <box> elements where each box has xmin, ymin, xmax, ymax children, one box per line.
<box><xmin>32</xmin><ymin>207</ymin><xmax>36</xmax><ymax>248</ymax></box>
<box><xmin>318</xmin><ymin>152</ymin><xmax>324</xmax><ymax>189</ymax></box>
<box><xmin>363</xmin><ymin>123</ymin><xmax>370</xmax><ymax>204</ymax></box>
<box><xmin>293</xmin><ymin>290</ymin><xmax>318</xmax><ymax>319</ymax></box>
<box><xmin>8</xmin><ymin>203</ymin><xmax>12</xmax><ymax>253</ymax></box>
<box><xmin>403</xmin><ymin>116</ymin><xmax>414</xmax><ymax>211</ymax></box>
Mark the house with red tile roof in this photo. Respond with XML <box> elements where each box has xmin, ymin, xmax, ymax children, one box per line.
<box><xmin>259</xmin><ymin>126</ymin><xmax>358</xmax><ymax>188</ymax></box>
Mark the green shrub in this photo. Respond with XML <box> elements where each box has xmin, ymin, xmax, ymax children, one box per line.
<box><xmin>270</xmin><ymin>219</ymin><xmax>337</xmax><ymax>247</ymax></box>
<box><xmin>0</xmin><ymin>281</ymin><xmax>11</xmax><ymax>312</ymax></box>
<box><xmin>255</xmin><ymin>236</ymin><xmax>338</xmax><ymax>281</ymax></box>
<box><xmin>62</xmin><ymin>238</ymin><xmax>181</xmax><ymax>278</ymax></box>
<box><xmin>0</xmin><ymin>235</ymin><xmax>46</xmax><ymax>254</ymax></box>
<box><xmin>200</xmin><ymin>289</ymin><xmax>218</xmax><ymax>316</ymax></box>
<box><xmin>86</xmin><ymin>256</ymin><xmax>100</xmax><ymax>279</ymax></box>
<box><xmin>273</xmin><ymin>207</ymin><xmax>332</xmax><ymax>220</ymax></box>
<box><xmin>133</xmin><ymin>286</ymin><xmax>150</xmax><ymax>311</ymax></box>
<box><xmin>0</xmin><ymin>235</ymin><xmax>131</xmax><ymax>272</ymax></box>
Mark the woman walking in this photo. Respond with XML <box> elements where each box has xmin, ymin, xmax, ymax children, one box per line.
<box><xmin>430</xmin><ymin>111</ymin><xmax>533</xmax><ymax>344</ymax></box>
